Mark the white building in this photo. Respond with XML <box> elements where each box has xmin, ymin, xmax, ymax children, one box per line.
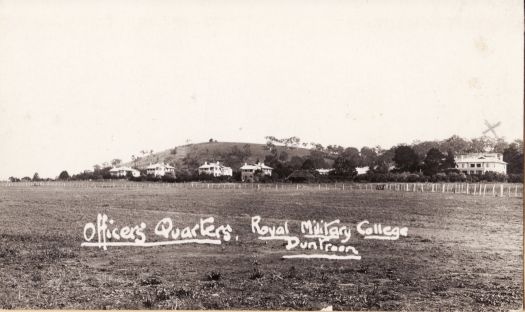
<box><xmin>316</xmin><ymin>167</ymin><xmax>369</xmax><ymax>175</ymax></box>
<box><xmin>356</xmin><ymin>166</ymin><xmax>370</xmax><ymax>175</ymax></box>
<box><xmin>316</xmin><ymin>168</ymin><xmax>334</xmax><ymax>175</ymax></box>
<box><xmin>109</xmin><ymin>166</ymin><xmax>140</xmax><ymax>178</ymax></box>
<box><xmin>455</xmin><ymin>153</ymin><xmax>507</xmax><ymax>175</ymax></box>
<box><xmin>146</xmin><ymin>163</ymin><xmax>175</xmax><ymax>177</ymax></box>
<box><xmin>198</xmin><ymin>161</ymin><xmax>233</xmax><ymax>177</ymax></box>
<box><xmin>240</xmin><ymin>162</ymin><xmax>273</xmax><ymax>182</ymax></box>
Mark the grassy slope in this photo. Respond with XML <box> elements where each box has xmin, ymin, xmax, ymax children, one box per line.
<box><xmin>124</xmin><ymin>142</ymin><xmax>321</xmax><ymax>169</ymax></box>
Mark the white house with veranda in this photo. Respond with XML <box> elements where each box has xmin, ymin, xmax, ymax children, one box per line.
<box><xmin>109</xmin><ymin>166</ymin><xmax>140</xmax><ymax>178</ymax></box>
<box><xmin>455</xmin><ymin>153</ymin><xmax>507</xmax><ymax>175</ymax></box>
<box><xmin>198</xmin><ymin>161</ymin><xmax>233</xmax><ymax>177</ymax></box>
<box><xmin>240</xmin><ymin>162</ymin><xmax>273</xmax><ymax>182</ymax></box>
<box><xmin>146</xmin><ymin>163</ymin><xmax>175</xmax><ymax>177</ymax></box>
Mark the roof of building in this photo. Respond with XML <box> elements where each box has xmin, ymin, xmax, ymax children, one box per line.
<box><xmin>315</xmin><ymin>168</ymin><xmax>334</xmax><ymax>172</ymax></box>
<box><xmin>146</xmin><ymin>163</ymin><xmax>175</xmax><ymax>169</ymax></box>
<box><xmin>199</xmin><ymin>161</ymin><xmax>231</xmax><ymax>169</ymax></box>
<box><xmin>455</xmin><ymin>154</ymin><xmax>507</xmax><ymax>164</ymax></box>
<box><xmin>240</xmin><ymin>162</ymin><xmax>273</xmax><ymax>170</ymax></box>
<box><xmin>110</xmin><ymin>166</ymin><xmax>139</xmax><ymax>172</ymax></box>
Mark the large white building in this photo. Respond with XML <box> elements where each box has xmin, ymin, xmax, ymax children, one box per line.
<box><xmin>240</xmin><ymin>162</ymin><xmax>273</xmax><ymax>182</ymax></box>
<box><xmin>109</xmin><ymin>166</ymin><xmax>140</xmax><ymax>178</ymax></box>
<box><xmin>455</xmin><ymin>153</ymin><xmax>507</xmax><ymax>175</ymax></box>
<box><xmin>146</xmin><ymin>163</ymin><xmax>175</xmax><ymax>177</ymax></box>
<box><xmin>316</xmin><ymin>168</ymin><xmax>334</xmax><ymax>175</ymax></box>
<box><xmin>198</xmin><ymin>161</ymin><xmax>233</xmax><ymax>177</ymax></box>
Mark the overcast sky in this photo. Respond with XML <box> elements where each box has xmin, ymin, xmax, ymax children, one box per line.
<box><xmin>0</xmin><ymin>0</ymin><xmax>522</xmax><ymax>179</ymax></box>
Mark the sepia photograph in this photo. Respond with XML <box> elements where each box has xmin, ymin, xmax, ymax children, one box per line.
<box><xmin>0</xmin><ymin>0</ymin><xmax>523</xmax><ymax>310</ymax></box>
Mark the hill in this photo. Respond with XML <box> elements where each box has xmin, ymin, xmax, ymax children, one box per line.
<box><xmin>124</xmin><ymin>141</ymin><xmax>331</xmax><ymax>171</ymax></box>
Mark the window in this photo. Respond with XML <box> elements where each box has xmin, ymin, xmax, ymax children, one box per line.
<box><xmin>476</xmin><ymin>164</ymin><xmax>481</xmax><ymax>167</ymax></box>
<box><xmin>470</xmin><ymin>164</ymin><xmax>475</xmax><ymax>168</ymax></box>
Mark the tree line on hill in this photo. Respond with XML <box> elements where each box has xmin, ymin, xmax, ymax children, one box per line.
<box><xmin>10</xmin><ymin>135</ymin><xmax>522</xmax><ymax>183</ymax></box>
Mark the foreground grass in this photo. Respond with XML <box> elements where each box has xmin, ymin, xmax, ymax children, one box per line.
<box><xmin>0</xmin><ymin>186</ymin><xmax>522</xmax><ymax>310</ymax></box>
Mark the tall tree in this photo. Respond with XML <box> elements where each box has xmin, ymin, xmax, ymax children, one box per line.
<box><xmin>373</xmin><ymin>147</ymin><xmax>395</xmax><ymax>173</ymax></box>
<box><xmin>412</xmin><ymin>140</ymin><xmax>441</xmax><ymax>160</ymax></box>
<box><xmin>393</xmin><ymin>145</ymin><xmax>420</xmax><ymax>172</ymax></box>
<box><xmin>423</xmin><ymin>148</ymin><xmax>445</xmax><ymax>176</ymax></box>
<box><xmin>333</xmin><ymin>156</ymin><xmax>358</xmax><ymax>178</ymax></box>
<box><xmin>342</xmin><ymin>147</ymin><xmax>361</xmax><ymax>165</ymax></box>
<box><xmin>360</xmin><ymin>146</ymin><xmax>378</xmax><ymax>167</ymax></box>
<box><xmin>503</xmin><ymin>142</ymin><xmax>524</xmax><ymax>174</ymax></box>
<box><xmin>58</xmin><ymin>170</ymin><xmax>70</xmax><ymax>180</ymax></box>
<box><xmin>468</xmin><ymin>137</ymin><xmax>491</xmax><ymax>153</ymax></box>
<box><xmin>440</xmin><ymin>135</ymin><xmax>470</xmax><ymax>154</ymax></box>
<box><xmin>441</xmin><ymin>150</ymin><xmax>456</xmax><ymax>171</ymax></box>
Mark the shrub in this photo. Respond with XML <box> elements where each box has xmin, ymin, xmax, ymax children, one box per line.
<box><xmin>508</xmin><ymin>174</ymin><xmax>523</xmax><ymax>183</ymax></box>
<box><xmin>479</xmin><ymin>172</ymin><xmax>507</xmax><ymax>182</ymax></box>
<box><xmin>161</xmin><ymin>175</ymin><xmax>176</xmax><ymax>183</ymax></box>
<box><xmin>432</xmin><ymin>172</ymin><xmax>448</xmax><ymax>182</ymax></box>
<box><xmin>406</xmin><ymin>174</ymin><xmax>420</xmax><ymax>183</ymax></box>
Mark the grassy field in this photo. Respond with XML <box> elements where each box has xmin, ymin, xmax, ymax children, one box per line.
<box><xmin>0</xmin><ymin>184</ymin><xmax>522</xmax><ymax>310</ymax></box>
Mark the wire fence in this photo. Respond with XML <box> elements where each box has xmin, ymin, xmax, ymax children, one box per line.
<box><xmin>0</xmin><ymin>181</ymin><xmax>522</xmax><ymax>198</ymax></box>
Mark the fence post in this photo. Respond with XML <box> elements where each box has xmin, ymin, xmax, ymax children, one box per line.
<box><xmin>500</xmin><ymin>184</ymin><xmax>503</xmax><ymax>197</ymax></box>
<box><xmin>342</xmin><ymin>184</ymin><xmax>345</xmax><ymax>190</ymax></box>
<box><xmin>515</xmin><ymin>185</ymin><xmax>518</xmax><ymax>197</ymax></box>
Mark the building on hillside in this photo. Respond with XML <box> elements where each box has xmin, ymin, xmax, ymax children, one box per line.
<box><xmin>240</xmin><ymin>162</ymin><xmax>273</xmax><ymax>182</ymax></box>
<box><xmin>146</xmin><ymin>163</ymin><xmax>175</xmax><ymax>177</ymax></box>
<box><xmin>109</xmin><ymin>166</ymin><xmax>140</xmax><ymax>178</ymax></box>
<box><xmin>356</xmin><ymin>166</ymin><xmax>370</xmax><ymax>175</ymax></box>
<box><xmin>316</xmin><ymin>168</ymin><xmax>334</xmax><ymax>175</ymax></box>
<box><xmin>198</xmin><ymin>161</ymin><xmax>233</xmax><ymax>177</ymax></box>
<box><xmin>455</xmin><ymin>153</ymin><xmax>507</xmax><ymax>175</ymax></box>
